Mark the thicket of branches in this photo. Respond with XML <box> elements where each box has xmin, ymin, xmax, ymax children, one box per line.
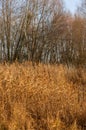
<box><xmin>0</xmin><ymin>0</ymin><xmax>86</xmax><ymax>66</ymax></box>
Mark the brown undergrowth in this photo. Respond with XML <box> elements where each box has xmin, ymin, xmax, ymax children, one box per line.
<box><xmin>0</xmin><ymin>62</ymin><xmax>86</xmax><ymax>130</ymax></box>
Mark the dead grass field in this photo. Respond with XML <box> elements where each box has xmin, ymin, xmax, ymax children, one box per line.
<box><xmin>0</xmin><ymin>62</ymin><xmax>86</xmax><ymax>130</ymax></box>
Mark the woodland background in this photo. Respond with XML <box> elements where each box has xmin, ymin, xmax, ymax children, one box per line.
<box><xmin>0</xmin><ymin>0</ymin><xmax>86</xmax><ymax>67</ymax></box>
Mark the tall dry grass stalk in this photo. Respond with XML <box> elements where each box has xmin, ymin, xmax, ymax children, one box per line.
<box><xmin>0</xmin><ymin>62</ymin><xmax>86</xmax><ymax>130</ymax></box>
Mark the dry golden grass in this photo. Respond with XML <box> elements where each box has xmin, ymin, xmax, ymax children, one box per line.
<box><xmin>0</xmin><ymin>62</ymin><xmax>86</xmax><ymax>130</ymax></box>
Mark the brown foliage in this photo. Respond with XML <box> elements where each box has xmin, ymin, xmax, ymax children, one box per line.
<box><xmin>0</xmin><ymin>62</ymin><xmax>86</xmax><ymax>130</ymax></box>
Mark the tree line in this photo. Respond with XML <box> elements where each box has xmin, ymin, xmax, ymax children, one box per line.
<box><xmin>0</xmin><ymin>0</ymin><xmax>86</xmax><ymax>67</ymax></box>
